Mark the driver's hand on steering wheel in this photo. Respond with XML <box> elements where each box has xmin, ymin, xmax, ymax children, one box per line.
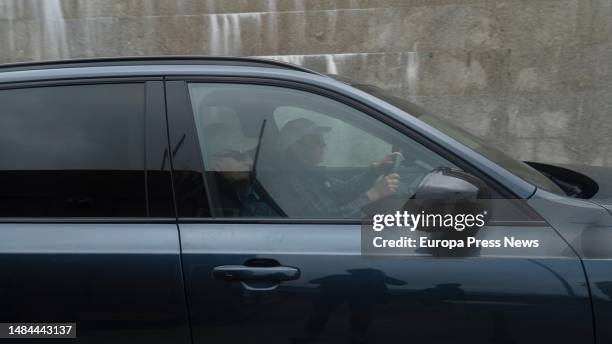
<box><xmin>366</xmin><ymin>173</ymin><xmax>400</xmax><ymax>202</ymax></box>
<box><xmin>372</xmin><ymin>152</ymin><xmax>404</xmax><ymax>175</ymax></box>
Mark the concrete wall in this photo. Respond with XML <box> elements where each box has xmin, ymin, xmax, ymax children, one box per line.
<box><xmin>1</xmin><ymin>0</ymin><xmax>611</xmax><ymax>166</ymax></box>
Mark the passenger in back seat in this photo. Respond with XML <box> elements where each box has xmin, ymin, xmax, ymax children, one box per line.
<box><xmin>206</xmin><ymin>123</ymin><xmax>278</xmax><ymax>217</ymax></box>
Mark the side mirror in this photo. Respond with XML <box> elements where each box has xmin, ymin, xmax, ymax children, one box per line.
<box><xmin>414</xmin><ymin>167</ymin><xmax>490</xmax><ymax>200</ymax></box>
<box><xmin>408</xmin><ymin>168</ymin><xmax>492</xmax><ymax>257</ymax></box>
<box><xmin>412</xmin><ymin>167</ymin><xmax>491</xmax><ymax>221</ymax></box>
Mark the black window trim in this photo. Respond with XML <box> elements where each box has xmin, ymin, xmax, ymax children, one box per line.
<box><xmin>0</xmin><ymin>217</ymin><xmax>178</xmax><ymax>224</ymax></box>
<box><xmin>0</xmin><ymin>76</ymin><xmax>177</xmax><ymax>223</ymax></box>
<box><xmin>171</xmin><ymin>76</ymin><xmax>546</xmax><ymax>225</ymax></box>
<box><xmin>0</xmin><ymin>76</ymin><xmax>162</xmax><ymax>90</ymax></box>
<box><xmin>181</xmin><ymin>81</ymin><xmax>217</xmax><ymax>217</ymax></box>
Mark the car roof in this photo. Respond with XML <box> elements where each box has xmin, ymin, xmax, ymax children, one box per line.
<box><xmin>0</xmin><ymin>56</ymin><xmax>322</xmax><ymax>75</ymax></box>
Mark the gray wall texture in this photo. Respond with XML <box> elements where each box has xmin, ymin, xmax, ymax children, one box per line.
<box><xmin>1</xmin><ymin>0</ymin><xmax>611</xmax><ymax>167</ymax></box>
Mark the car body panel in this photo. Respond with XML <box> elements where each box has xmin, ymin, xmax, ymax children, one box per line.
<box><xmin>580</xmin><ymin>260</ymin><xmax>612</xmax><ymax>344</ymax></box>
<box><xmin>530</xmin><ymin>188</ymin><xmax>612</xmax><ymax>344</ymax></box>
<box><xmin>529</xmin><ymin>189</ymin><xmax>612</xmax><ymax>260</ymax></box>
<box><xmin>181</xmin><ymin>223</ymin><xmax>592</xmax><ymax>344</ymax></box>
<box><xmin>0</xmin><ymin>224</ymin><xmax>191</xmax><ymax>344</ymax></box>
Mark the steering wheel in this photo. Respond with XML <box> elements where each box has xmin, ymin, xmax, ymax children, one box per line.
<box><xmin>385</xmin><ymin>151</ymin><xmax>404</xmax><ymax>176</ymax></box>
<box><xmin>384</xmin><ymin>152</ymin><xmax>436</xmax><ymax>200</ymax></box>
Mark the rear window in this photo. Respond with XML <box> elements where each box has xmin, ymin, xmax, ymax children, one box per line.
<box><xmin>0</xmin><ymin>83</ymin><xmax>146</xmax><ymax>217</ymax></box>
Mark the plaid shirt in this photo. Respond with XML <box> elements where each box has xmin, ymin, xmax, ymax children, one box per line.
<box><xmin>276</xmin><ymin>162</ymin><xmax>380</xmax><ymax>218</ymax></box>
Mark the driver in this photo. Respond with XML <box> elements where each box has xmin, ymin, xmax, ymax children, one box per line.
<box><xmin>272</xmin><ymin>118</ymin><xmax>401</xmax><ymax>218</ymax></box>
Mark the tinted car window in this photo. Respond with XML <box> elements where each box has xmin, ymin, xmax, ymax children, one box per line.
<box><xmin>273</xmin><ymin>106</ymin><xmax>392</xmax><ymax>168</ymax></box>
<box><xmin>0</xmin><ymin>84</ymin><xmax>146</xmax><ymax>217</ymax></box>
<box><xmin>188</xmin><ymin>83</ymin><xmax>457</xmax><ymax>219</ymax></box>
<box><xmin>353</xmin><ymin>84</ymin><xmax>565</xmax><ymax>195</ymax></box>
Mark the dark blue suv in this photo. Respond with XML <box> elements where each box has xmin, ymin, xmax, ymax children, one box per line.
<box><xmin>0</xmin><ymin>57</ymin><xmax>611</xmax><ymax>344</ymax></box>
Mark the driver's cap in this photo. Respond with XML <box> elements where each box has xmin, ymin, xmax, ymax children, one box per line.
<box><xmin>278</xmin><ymin>118</ymin><xmax>331</xmax><ymax>151</ymax></box>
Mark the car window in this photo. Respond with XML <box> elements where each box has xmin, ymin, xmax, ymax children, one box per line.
<box><xmin>353</xmin><ymin>84</ymin><xmax>565</xmax><ymax>195</ymax></box>
<box><xmin>273</xmin><ymin>106</ymin><xmax>391</xmax><ymax>168</ymax></box>
<box><xmin>188</xmin><ymin>83</ymin><xmax>458</xmax><ymax>219</ymax></box>
<box><xmin>0</xmin><ymin>83</ymin><xmax>146</xmax><ymax>217</ymax></box>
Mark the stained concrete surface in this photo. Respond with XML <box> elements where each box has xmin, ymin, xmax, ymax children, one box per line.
<box><xmin>0</xmin><ymin>0</ymin><xmax>610</xmax><ymax>166</ymax></box>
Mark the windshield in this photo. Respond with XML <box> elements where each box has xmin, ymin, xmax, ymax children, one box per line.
<box><xmin>355</xmin><ymin>84</ymin><xmax>564</xmax><ymax>195</ymax></box>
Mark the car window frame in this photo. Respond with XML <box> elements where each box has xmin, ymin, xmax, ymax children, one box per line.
<box><xmin>0</xmin><ymin>77</ymin><xmax>176</xmax><ymax>223</ymax></box>
<box><xmin>167</xmin><ymin>76</ymin><xmax>545</xmax><ymax>225</ymax></box>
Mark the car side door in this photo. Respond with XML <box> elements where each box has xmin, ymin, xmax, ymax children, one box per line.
<box><xmin>166</xmin><ymin>78</ymin><xmax>593</xmax><ymax>344</ymax></box>
<box><xmin>0</xmin><ymin>80</ymin><xmax>190</xmax><ymax>343</ymax></box>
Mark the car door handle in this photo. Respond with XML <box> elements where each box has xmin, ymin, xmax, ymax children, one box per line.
<box><xmin>212</xmin><ymin>265</ymin><xmax>301</xmax><ymax>282</ymax></box>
